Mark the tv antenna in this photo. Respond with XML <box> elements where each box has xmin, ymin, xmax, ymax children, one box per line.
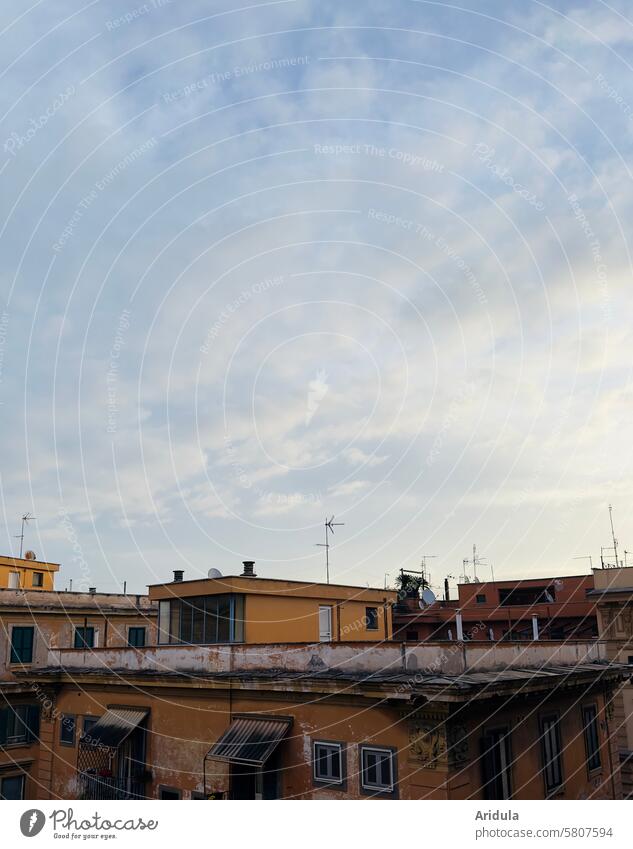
<box><xmin>315</xmin><ymin>515</ymin><xmax>344</xmax><ymax>584</ymax></box>
<box><xmin>419</xmin><ymin>555</ymin><xmax>437</xmax><ymax>589</ymax></box>
<box><xmin>15</xmin><ymin>513</ymin><xmax>36</xmax><ymax>559</ymax></box>
<box><xmin>463</xmin><ymin>543</ymin><xmax>486</xmax><ymax>582</ymax></box>
<box><xmin>609</xmin><ymin>504</ymin><xmax>620</xmax><ymax>567</ymax></box>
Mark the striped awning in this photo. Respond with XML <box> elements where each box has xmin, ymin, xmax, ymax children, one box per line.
<box><xmin>206</xmin><ymin>714</ymin><xmax>292</xmax><ymax>766</ymax></box>
<box><xmin>80</xmin><ymin>707</ymin><xmax>149</xmax><ymax>750</ymax></box>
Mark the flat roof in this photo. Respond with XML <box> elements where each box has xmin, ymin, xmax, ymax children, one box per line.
<box><xmin>0</xmin><ymin>554</ymin><xmax>60</xmax><ymax>570</ymax></box>
<box><xmin>149</xmin><ymin>574</ymin><xmax>397</xmax><ymax>601</ymax></box>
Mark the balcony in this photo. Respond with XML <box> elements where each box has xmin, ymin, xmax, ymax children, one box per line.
<box><xmin>79</xmin><ymin>772</ymin><xmax>147</xmax><ymax>800</ymax></box>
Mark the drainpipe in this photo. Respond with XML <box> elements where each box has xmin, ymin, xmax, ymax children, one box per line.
<box><xmin>532</xmin><ymin>616</ymin><xmax>539</xmax><ymax>641</ymax></box>
<box><xmin>456</xmin><ymin>611</ymin><xmax>464</xmax><ymax>642</ymax></box>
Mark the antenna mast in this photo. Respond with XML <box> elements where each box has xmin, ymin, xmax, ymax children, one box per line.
<box><xmin>463</xmin><ymin>544</ymin><xmax>486</xmax><ymax>582</ymax></box>
<box><xmin>609</xmin><ymin>504</ymin><xmax>620</xmax><ymax>568</ymax></box>
<box><xmin>316</xmin><ymin>515</ymin><xmax>344</xmax><ymax>584</ymax></box>
<box><xmin>14</xmin><ymin>513</ymin><xmax>36</xmax><ymax>558</ymax></box>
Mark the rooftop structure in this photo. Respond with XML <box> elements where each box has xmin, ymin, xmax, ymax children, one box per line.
<box><xmin>0</xmin><ymin>553</ymin><xmax>60</xmax><ymax>592</ymax></box>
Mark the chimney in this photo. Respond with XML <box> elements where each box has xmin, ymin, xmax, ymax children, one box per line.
<box><xmin>88</xmin><ymin>587</ymin><xmax>96</xmax><ymax>594</ymax></box>
<box><xmin>173</xmin><ymin>570</ymin><xmax>184</xmax><ymax>583</ymax></box>
<box><xmin>241</xmin><ymin>560</ymin><xmax>256</xmax><ymax>577</ymax></box>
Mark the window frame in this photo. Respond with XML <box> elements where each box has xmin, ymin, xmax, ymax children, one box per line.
<box><xmin>581</xmin><ymin>704</ymin><xmax>602</xmax><ymax>773</ymax></box>
<box><xmin>365</xmin><ymin>607</ymin><xmax>379</xmax><ymax>631</ymax></box>
<box><xmin>73</xmin><ymin>626</ymin><xmax>95</xmax><ymax>649</ymax></box>
<box><xmin>127</xmin><ymin>626</ymin><xmax>146</xmax><ymax>648</ymax></box>
<box><xmin>9</xmin><ymin>625</ymin><xmax>34</xmax><ymax>664</ymax></box>
<box><xmin>359</xmin><ymin>745</ymin><xmax>397</xmax><ymax>797</ymax></box>
<box><xmin>32</xmin><ymin>571</ymin><xmax>44</xmax><ymax>587</ymax></box>
<box><xmin>480</xmin><ymin>726</ymin><xmax>513</xmax><ymax>800</ymax></box>
<box><xmin>0</xmin><ymin>773</ymin><xmax>25</xmax><ymax>800</ymax></box>
<box><xmin>59</xmin><ymin>714</ymin><xmax>76</xmax><ymax>747</ymax></box>
<box><xmin>159</xmin><ymin>786</ymin><xmax>181</xmax><ymax>799</ymax></box>
<box><xmin>0</xmin><ymin>704</ymin><xmax>38</xmax><ymax>746</ymax></box>
<box><xmin>540</xmin><ymin>713</ymin><xmax>564</xmax><ymax>796</ymax></box>
<box><xmin>82</xmin><ymin>716</ymin><xmax>99</xmax><ymax>739</ymax></box>
<box><xmin>312</xmin><ymin>740</ymin><xmax>346</xmax><ymax>788</ymax></box>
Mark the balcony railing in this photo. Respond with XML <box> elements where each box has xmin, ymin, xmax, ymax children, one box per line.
<box><xmin>79</xmin><ymin>772</ymin><xmax>146</xmax><ymax>800</ymax></box>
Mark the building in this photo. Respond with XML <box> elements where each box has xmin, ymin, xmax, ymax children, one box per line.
<box><xmin>0</xmin><ymin>553</ymin><xmax>59</xmax><ymax>592</ymax></box>
<box><xmin>394</xmin><ymin>574</ymin><xmax>598</xmax><ymax>643</ymax></box>
<box><xmin>0</xmin><ymin>577</ymin><xmax>157</xmax><ymax>800</ymax></box>
<box><xmin>18</xmin><ymin>639</ymin><xmax>627</xmax><ymax>800</ymax></box>
<box><xmin>589</xmin><ymin>565</ymin><xmax>633</xmax><ymax>797</ymax></box>
<box><xmin>151</xmin><ymin>561</ymin><xmax>396</xmax><ymax>645</ymax></box>
<box><xmin>2</xmin><ymin>557</ymin><xmax>630</xmax><ymax>801</ymax></box>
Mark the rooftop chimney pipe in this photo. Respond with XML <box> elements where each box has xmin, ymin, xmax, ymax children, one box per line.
<box><xmin>173</xmin><ymin>570</ymin><xmax>184</xmax><ymax>582</ymax></box>
<box><xmin>241</xmin><ymin>560</ymin><xmax>256</xmax><ymax>577</ymax></box>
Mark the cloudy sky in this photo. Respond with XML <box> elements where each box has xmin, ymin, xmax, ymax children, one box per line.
<box><xmin>0</xmin><ymin>0</ymin><xmax>632</xmax><ymax>594</ymax></box>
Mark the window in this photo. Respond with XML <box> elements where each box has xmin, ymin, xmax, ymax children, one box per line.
<box><xmin>10</xmin><ymin>626</ymin><xmax>34</xmax><ymax>664</ymax></box>
<box><xmin>0</xmin><ymin>775</ymin><xmax>25</xmax><ymax>799</ymax></box>
<box><xmin>540</xmin><ymin>715</ymin><xmax>564</xmax><ymax>794</ymax></box>
<box><xmin>74</xmin><ymin>627</ymin><xmax>95</xmax><ymax>649</ymax></box>
<box><xmin>406</xmin><ymin>630</ymin><xmax>418</xmax><ymax>642</ymax></box>
<box><xmin>313</xmin><ymin>741</ymin><xmax>344</xmax><ymax>785</ymax></box>
<box><xmin>158</xmin><ymin>595</ymin><xmax>244</xmax><ymax>644</ymax></box>
<box><xmin>159</xmin><ymin>787</ymin><xmax>181</xmax><ymax>799</ymax></box>
<box><xmin>499</xmin><ymin>585</ymin><xmax>555</xmax><ymax>606</ymax></box>
<box><xmin>480</xmin><ymin>728</ymin><xmax>513</xmax><ymax>799</ymax></box>
<box><xmin>8</xmin><ymin>572</ymin><xmax>19</xmax><ymax>589</ymax></box>
<box><xmin>60</xmin><ymin>714</ymin><xmax>76</xmax><ymax>746</ymax></box>
<box><xmin>319</xmin><ymin>606</ymin><xmax>332</xmax><ymax>642</ymax></box>
<box><xmin>32</xmin><ymin>571</ymin><xmax>44</xmax><ymax>587</ymax></box>
<box><xmin>628</xmin><ymin>655</ymin><xmax>633</xmax><ymax>666</ymax></box>
<box><xmin>476</xmin><ymin>594</ymin><xmax>486</xmax><ymax>604</ymax></box>
<box><xmin>582</xmin><ymin>705</ymin><xmax>601</xmax><ymax>772</ymax></box>
<box><xmin>360</xmin><ymin>746</ymin><xmax>396</xmax><ymax>794</ymax></box>
<box><xmin>82</xmin><ymin>716</ymin><xmax>99</xmax><ymax>738</ymax></box>
<box><xmin>0</xmin><ymin>705</ymin><xmax>39</xmax><ymax>745</ymax></box>
<box><xmin>128</xmin><ymin>627</ymin><xmax>146</xmax><ymax>647</ymax></box>
<box><xmin>365</xmin><ymin>607</ymin><xmax>379</xmax><ymax>630</ymax></box>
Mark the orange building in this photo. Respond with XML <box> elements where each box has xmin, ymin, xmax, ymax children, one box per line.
<box><xmin>0</xmin><ymin>553</ymin><xmax>59</xmax><ymax>592</ymax></box>
<box><xmin>18</xmin><ymin>639</ymin><xmax>627</xmax><ymax>801</ymax></box>
<box><xmin>151</xmin><ymin>561</ymin><xmax>396</xmax><ymax>645</ymax></box>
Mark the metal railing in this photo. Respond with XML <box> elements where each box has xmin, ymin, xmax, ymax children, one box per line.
<box><xmin>79</xmin><ymin>772</ymin><xmax>146</xmax><ymax>800</ymax></box>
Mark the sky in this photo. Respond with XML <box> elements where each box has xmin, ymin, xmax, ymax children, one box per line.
<box><xmin>0</xmin><ymin>0</ymin><xmax>632</xmax><ymax>595</ymax></box>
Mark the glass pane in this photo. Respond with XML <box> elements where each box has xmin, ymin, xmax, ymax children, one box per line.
<box><xmin>378</xmin><ymin>753</ymin><xmax>391</xmax><ymax>786</ymax></box>
<box><xmin>0</xmin><ymin>775</ymin><xmax>24</xmax><ymax>799</ymax></box>
<box><xmin>217</xmin><ymin>596</ymin><xmax>230</xmax><ymax>642</ymax></box>
<box><xmin>158</xmin><ymin>601</ymin><xmax>170</xmax><ymax>644</ymax></box>
<box><xmin>232</xmin><ymin>595</ymin><xmax>244</xmax><ymax>642</ymax></box>
<box><xmin>191</xmin><ymin>598</ymin><xmax>205</xmax><ymax>643</ymax></box>
<box><xmin>204</xmin><ymin>596</ymin><xmax>218</xmax><ymax>643</ymax></box>
<box><xmin>364</xmin><ymin>752</ymin><xmax>378</xmax><ymax>785</ymax></box>
<box><xmin>170</xmin><ymin>599</ymin><xmax>182</xmax><ymax>643</ymax></box>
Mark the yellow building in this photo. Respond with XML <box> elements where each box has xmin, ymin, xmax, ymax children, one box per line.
<box><xmin>150</xmin><ymin>562</ymin><xmax>396</xmax><ymax>645</ymax></box>
<box><xmin>0</xmin><ymin>553</ymin><xmax>59</xmax><ymax>591</ymax></box>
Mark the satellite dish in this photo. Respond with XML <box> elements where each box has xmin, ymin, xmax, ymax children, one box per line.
<box><xmin>208</xmin><ymin>568</ymin><xmax>222</xmax><ymax>579</ymax></box>
<box><xmin>419</xmin><ymin>588</ymin><xmax>437</xmax><ymax>608</ymax></box>
<box><xmin>24</xmin><ymin>550</ymin><xmax>36</xmax><ymax>560</ymax></box>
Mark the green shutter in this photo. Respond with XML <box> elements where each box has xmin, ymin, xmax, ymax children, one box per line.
<box><xmin>24</xmin><ymin>628</ymin><xmax>34</xmax><ymax>663</ymax></box>
<box><xmin>26</xmin><ymin>705</ymin><xmax>40</xmax><ymax>743</ymax></box>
